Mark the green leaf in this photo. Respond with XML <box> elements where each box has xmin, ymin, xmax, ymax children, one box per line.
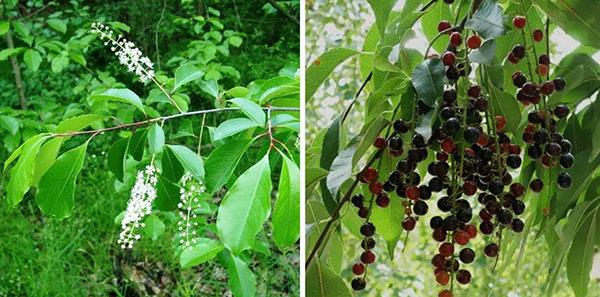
<box><xmin>32</xmin><ymin>138</ymin><xmax>62</xmax><ymax>186</ymax></box>
<box><xmin>0</xmin><ymin>48</ymin><xmax>24</xmax><ymax>61</ymax></box>
<box><xmin>415</xmin><ymin>109</ymin><xmax>436</xmax><ymax>142</ymax></box>
<box><xmin>487</xmin><ymin>83</ymin><xmax>522</xmax><ymax>133</ymax></box>
<box><xmin>306</xmin><ymin>259</ymin><xmax>352</xmax><ymax>297</ymax></box>
<box><xmin>228</xmin><ymin>36</ymin><xmax>243</xmax><ymax>47</ymax></box>
<box><xmin>47</xmin><ymin>19</ymin><xmax>67</xmax><ymax>33</ymax></box>
<box><xmin>161</xmin><ymin>146</ymin><xmax>184</xmax><ymax>182</ymax></box>
<box><xmin>534</xmin><ymin>0</ymin><xmax>600</xmax><ymax>49</ymax></box>
<box><xmin>142</xmin><ymin>214</ymin><xmax>165</xmax><ymax>241</ymax></box>
<box><xmin>213</xmin><ymin>118</ymin><xmax>260</xmax><ymax>142</ymax></box>
<box><xmin>23</xmin><ymin>49</ymin><xmax>42</xmax><ymax>72</ymax></box>
<box><xmin>326</xmin><ymin>144</ymin><xmax>357</xmax><ymax>198</ymax></box>
<box><xmin>198</xmin><ymin>79</ymin><xmax>219</xmax><ymax>99</ymax></box>
<box><xmin>127</xmin><ymin>129</ymin><xmax>148</xmax><ymax>161</ymax></box>
<box><xmin>411</xmin><ymin>58</ymin><xmax>444</xmax><ymax>107</ymax></box>
<box><xmin>148</xmin><ymin>124</ymin><xmax>165</xmax><ymax>154</ymax></box>
<box><xmin>548</xmin><ymin>65</ymin><xmax>600</xmax><ymax>106</ymax></box>
<box><xmin>90</xmin><ymin>88</ymin><xmax>145</xmax><ymax>114</ymax></box>
<box><xmin>230</xmin><ymin>98</ymin><xmax>266</xmax><ymax>125</ymax></box>
<box><xmin>272</xmin><ymin>153</ymin><xmax>300</xmax><ymax>248</ymax></box>
<box><xmin>468</xmin><ymin>39</ymin><xmax>496</xmax><ymax>65</ymax></box>
<box><xmin>154</xmin><ymin>174</ymin><xmax>181</xmax><ymax>211</ymax></box>
<box><xmin>167</xmin><ymin>145</ymin><xmax>204</xmax><ymax>180</ymax></box>
<box><xmin>306</xmin><ymin>167</ymin><xmax>329</xmax><ymax>196</ymax></box>
<box><xmin>216</xmin><ymin>155</ymin><xmax>271</xmax><ymax>255</ymax></box>
<box><xmin>373</xmin><ymin>55</ymin><xmax>402</xmax><ymax>72</ymax></box>
<box><xmin>180</xmin><ymin>238</ymin><xmax>224</xmax><ymax>269</ymax></box>
<box><xmin>353</xmin><ymin>117</ymin><xmax>389</xmax><ymax>166</ymax></box>
<box><xmin>55</xmin><ymin>114</ymin><xmax>105</xmax><ymax>133</ymax></box>
<box><xmin>222</xmin><ymin>252</ymin><xmax>257</xmax><ymax>297</ymax></box>
<box><xmin>204</xmin><ymin>138</ymin><xmax>251</xmax><ymax>193</ymax></box>
<box><xmin>260</xmin><ymin>85</ymin><xmax>299</xmax><ymax>103</ymax></box>
<box><xmin>6</xmin><ymin>134</ymin><xmax>48</xmax><ymax>207</ymax></box>
<box><xmin>465</xmin><ymin>0</ymin><xmax>505</xmax><ymax>39</ymax></box>
<box><xmin>367</xmin><ymin>0</ymin><xmax>398</xmax><ymax>39</ymax></box>
<box><xmin>50</xmin><ymin>55</ymin><xmax>69</xmax><ymax>73</ymax></box>
<box><xmin>225</xmin><ymin>86</ymin><xmax>249</xmax><ymax>98</ymax></box>
<box><xmin>566</xmin><ymin>212</ymin><xmax>597</xmax><ymax>297</ymax></box>
<box><xmin>36</xmin><ymin>143</ymin><xmax>87</xmax><ymax>219</ymax></box>
<box><xmin>319</xmin><ymin>117</ymin><xmax>341</xmax><ymax>213</ymax></box>
<box><xmin>107</xmin><ymin>137</ymin><xmax>129</xmax><ymax>182</ymax></box>
<box><xmin>172</xmin><ymin>64</ymin><xmax>204</xmax><ymax>93</ymax></box>
<box><xmin>306</xmin><ymin>48</ymin><xmax>359</xmax><ymax>101</ymax></box>
<box><xmin>0</xmin><ymin>115</ymin><xmax>19</xmax><ymax>135</ymax></box>
<box><xmin>0</xmin><ymin>21</ymin><xmax>9</xmax><ymax>35</ymax></box>
<box><xmin>371</xmin><ymin>190</ymin><xmax>404</xmax><ymax>255</ymax></box>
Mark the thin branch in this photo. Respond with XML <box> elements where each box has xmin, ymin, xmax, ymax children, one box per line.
<box><xmin>341</xmin><ymin>72</ymin><xmax>373</xmax><ymax>124</ymax></box>
<box><xmin>50</xmin><ymin>107</ymin><xmax>299</xmax><ymax>137</ymax></box>
<box><xmin>265</xmin><ymin>0</ymin><xmax>299</xmax><ymax>26</ymax></box>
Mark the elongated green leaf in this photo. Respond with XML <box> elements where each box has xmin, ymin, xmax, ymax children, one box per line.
<box><xmin>143</xmin><ymin>214</ymin><xmax>166</xmax><ymax>241</ymax></box>
<box><xmin>367</xmin><ymin>0</ymin><xmax>398</xmax><ymax>38</ymax></box>
<box><xmin>320</xmin><ymin>117</ymin><xmax>341</xmax><ymax>213</ymax></box>
<box><xmin>465</xmin><ymin>0</ymin><xmax>505</xmax><ymax>39</ymax></box>
<box><xmin>306</xmin><ymin>259</ymin><xmax>352</xmax><ymax>297</ymax></box>
<box><xmin>373</xmin><ymin>55</ymin><xmax>402</xmax><ymax>73</ymax></box>
<box><xmin>326</xmin><ymin>144</ymin><xmax>357</xmax><ymax>198</ymax></box>
<box><xmin>371</xmin><ymin>192</ymin><xmax>404</xmax><ymax>256</ymax></box>
<box><xmin>468</xmin><ymin>40</ymin><xmax>496</xmax><ymax>65</ymax></box>
<box><xmin>487</xmin><ymin>83</ymin><xmax>522</xmax><ymax>133</ymax></box>
<box><xmin>353</xmin><ymin>117</ymin><xmax>389</xmax><ymax>166</ymax></box>
<box><xmin>306</xmin><ymin>167</ymin><xmax>328</xmax><ymax>196</ymax></box>
<box><xmin>566</xmin><ymin>213</ymin><xmax>597</xmax><ymax>296</ymax></box>
<box><xmin>36</xmin><ymin>143</ymin><xmax>87</xmax><ymax>219</ymax></box>
<box><xmin>127</xmin><ymin>129</ymin><xmax>147</xmax><ymax>161</ymax></box>
<box><xmin>230</xmin><ymin>98</ymin><xmax>266</xmax><ymax>125</ymax></box>
<box><xmin>412</xmin><ymin>58</ymin><xmax>444</xmax><ymax>107</ymax></box>
<box><xmin>0</xmin><ymin>21</ymin><xmax>9</xmax><ymax>35</ymax></box>
<box><xmin>204</xmin><ymin>138</ymin><xmax>251</xmax><ymax>193</ymax></box>
<box><xmin>90</xmin><ymin>88</ymin><xmax>145</xmax><ymax>113</ymax></box>
<box><xmin>217</xmin><ymin>155</ymin><xmax>271</xmax><ymax>255</ymax></box>
<box><xmin>167</xmin><ymin>145</ymin><xmax>204</xmax><ymax>180</ymax></box>
<box><xmin>548</xmin><ymin>65</ymin><xmax>600</xmax><ymax>106</ymax></box>
<box><xmin>273</xmin><ymin>153</ymin><xmax>300</xmax><ymax>248</ymax></box>
<box><xmin>260</xmin><ymin>85</ymin><xmax>300</xmax><ymax>103</ymax></box>
<box><xmin>180</xmin><ymin>238</ymin><xmax>224</xmax><ymax>269</ymax></box>
<box><xmin>107</xmin><ymin>137</ymin><xmax>129</xmax><ymax>182</ymax></box>
<box><xmin>0</xmin><ymin>115</ymin><xmax>19</xmax><ymax>135</ymax></box>
<box><xmin>306</xmin><ymin>48</ymin><xmax>359</xmax><ymax>101</ymax></box>
<box><xmin>222</xmin><ymin>252</ymin><xmax>257</xmax><ymax>297</ymax></box>
<box><xmin>6</xmin><ymin>134</ymin><xmax>48</xmax><ymax>206</ymax></box>
<box><xmin>148</xmin><ymin>124</ymin><xmax>165</xmax><ymax>154</ymax></box>
<box><xmin>213</xmin><ymin>118</ymin><xmax>260</xmax><ymax>142</ymax></box>
<box><xmin>56</xmin><ymin>114</ymin><xmax>106</xmax><ymax>133</ymax></box>
<box><xmin>161</xmin><ymin>146</ymin><xmax>184</xmax><ymax>182</ymax></box>
<box><xmin>23</xmin><ymin>49</ymin><xmax>42</xmax><ymax>72</ymax></box>
<box><xmin>32</xmin><ymin>138</ymin><xmax>62</xmax><ymax>186</ymax></box>
<box><xmin>47</xmin><ymin>19</ymin><xmax>67</xmax><ymax>33</ymax></box>
<box><xmin>172</xmin><ymin>64</ymin><xmax>204</xmax><ymax>93</ymax></box>
<box><xmin>534</xmin><ymin>0</ymin><xmax>600</xmax><ymax>49</ymax></box>
<box><xmin>198</xmin><ymin>79</ymin><xmax>219</xmax><ymax>99</ymax></box>
<box><xmin>154</xmin><ymin>174</ymin><xmax>180</xmax><ymax>211</ymax></box>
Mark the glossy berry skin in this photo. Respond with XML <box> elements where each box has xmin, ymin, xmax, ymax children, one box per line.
<box><xmin>438</xmin><ymin>20</ymin><xmax>452</xmax><ymax>33</ymax></box>
<box><xmin>512</xmin><ymin>71</ymin><xmax>527</xmax><ymax>87</ymax></box>
<box><xmin>512</xmin><ymin>218</ymin><xmax>525</xmax><ymax>232</ymax></box>
<box><xmin>554</xmin><ymin>104</ymin><xmax>569</xmax><ymax>118</ymax></box>
<box><xmin>361</xmin><ymin>238</ymin><xmax>376</xmax><ymax>250</ymax></box>
<box><xmin>376</xmin><ymin>194</ymin><xmax>390</xmax><ymax>207</ymax></box>
<box><xmin>361</xmin><ymin>250</ymin><xmax>376</xmax><ymax>264</ymax></box>
<box><xmin>512</xmin><ymin>45</ymin><xmax>526</xmax><ymax>59</ymax></box>
<box><xmin>467</xmin><ymin>85</ymin><xmax>481</xmax><ymax>98</ymax></box>
<box><xmin>406</xmin><ymin>186</ymin><xmax>421</xmax><ymax>200</ymax></box>
<box><xmin>439</xmin><ymin>242</ymin><xmax>455</xmax><ymax>257</ymax></box>
<box><xmin>467</xmin><ymin>35</ymin><xmax>482</xmax><ymax>49</ymax></box>
<box><xmin>394</xmin><ymin>119</ymin><xmax>410</xmax><ymax>133</ymax></box>
<box><xmin>442</xmin><ymin>51</ymin><xmax>456</xmax><ymax>66</ymax></box>
<box><xmin>513</xmin><ymin>16</ymin><xmax>527</xmax><ymax>29</ymax></box>
<box><xmin>560</xmin><ymin>153</ymin><xmax>574</xmax><ymax>169</ymax></box>
<box><xmin>558</xmin><ymin>172</ymin><xmax>572</xmax><ymax>189</ymax></box>
<box><xmin>533</xmin><ymin>29</ymin><xmax>544</xmax><ymax>42</ymax></box>
<box><xmin>436</xmin><ymin>272</ymin><xmax>450</xmax><ymax>285</ymax></box>
<box><xmin>413</xmin><ymin>200</ymin><xmax>429</xmax><ymax>215</ymax></box>
<box><xmin>374</xmin><ymin>136</ymin><xmax>386</xmax><ymax>149</ymax></box>
<box><xmin>538</xmin><ymin>64</ymin><xmax>549</xmax><ymax>76</ymax></box>
<box><xmin>539</xmin><ymin>54</ymin><xmax>550</xmax><ymax>65</ymax></box>
<box><xmin>459</xmin><ymin>248</ymin><xmax>475</xmax><ymax>264</ymax></box>
<box><xmin>554</xmin><ymin>77</ymin><xmax>566</xmax><ymax>91</ymax></box>
<box><xmin>388</xmin><ymin>136</ymin><xmax>403</xmax><ymax>151</ymax></box>
<box><xmin>450</xmin><ymin>32</ymin><xmax>463</xmax><ymax>46</ymax></box>
<box><xmin>352</xmin><ymin>263</ymin><xmax>365</xmax><ymax>275</ymax></box>
<box><xmin>530</xmin><ymin>178</ymin><xmax>544</xmax><ymax>192</ymax></box>
<box><xmin>360</xmin><ymin>223</ymin><xmax>376</xmax><ymax>237</ymax></box>
<box><xmin>351</xmin><ymin>278</ymin><xmax>366</xmax><ymax>291</ymax></box>
<box><xmin>540</xmin><ymin>81</ymin><xmax>555</xmax><ymax>95</ymax></box>
<box><xmin>361</xmin><ymin>168</ymin><xmax>378</xmax><ymax>183</ymax></box>
<box><xmin>484</xmin><ymin>243</ymin><xmax>499</xmax><ymax>257</ymax></box>
<box><xmin>402</xmin><ymin>217</ymin><xmax>417</xmax><ymax>231</ymax></box>
<box><xmin>454</xmin><ymin>230</ymin><xmax>470</xmax><ymax>245</ymax></box>
<box><xmin>352</xmin><ymin>195</ymin><xmax>364</xmax><ymax>208</ymax></box>
<box><xmin>439</xmin><ymin>290</ymin><xmax>453</xmax><ymax>297</ymax></box>
<box><xmin>369</xmin><ymin>182</ymin><xmax>383</xmax><ymax>195</ymax></box>
<box><xmin>457</xmin><ymin>269</ymin><xmax>472</xmax><ymax>284</ymax></box>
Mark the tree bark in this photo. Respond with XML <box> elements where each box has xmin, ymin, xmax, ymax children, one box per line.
<box><xmin>5</xmin><ymin>30</ymin><xmax>26</xmax><ymax>109</ymax></box>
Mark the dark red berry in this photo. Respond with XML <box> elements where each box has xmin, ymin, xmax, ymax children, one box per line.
<box><xmin>508</xmin><ymin>52</ymin><xmax>519</xmax><ymax>64</ymax></box>
<box><xmin>352</xmin><ymin>263</ymin><xmax>365</xmax><ymax>275</ymax></box>
<box><xmin>442</xmin><ymin>51</ymin><xmax>456</xmax><ymax>66</ymax></box>
<box><xmin>439</xmin><ymin>290</ymin><xmax>453</xmax><ymax>297</ymax></box>
<box><xmin>467</xmin><ymin>35</ymin><xmax>481</xmax><ymax>49</ymax></box>
<box><xmin>361</xmin><ymin>250</ymin><xmax>376</xmax><ymax>264</ymax></box>
<box><xmin>537</xmin><ymin>64</ymin><xmax>549</xmax><ymax>76</ymax></box>
<box><xmin>539</xmin><ymin>54</ymin><xmax>550</xmax><ymax>65</ymax></box>
<box><xmin>432</xmin><ymin>254</ymin><xmax>445</xmax><ymax>267</ymax></box>
<box><xmin>376</xmin><ymin>193</ymin><xmax>390</xmax><ymax>207</ymax></box>
<box><xmin>436</xmin><ymin>272</ymin><xmax>450</xmax><ymax>285</ymax></box>
<box><xmin>402</xmin><ymin>217</ymin><xmax>416</xmax><ymax>231</ymax></box>
<box><xmin>554</xmin><ymin>104</ymin><xmax>569</xmax><ymax>118</ymax></box>
<box><xmin>512</xmin><ymin>71</ymin><xmax>526</xmax><ymax>88</ymax></box>
<box><xmin>484</xmin><ymin>243</ymin><xmax>499</xmax><ymax>257</ymax></box>
<box><xmin>438</xmin><ymin>20</ymin><xmax>452</xmax><ymax>33</ymax></box>
<box><xmin>361</xmin><ymin>167</ymin><xmax>378</xmax><ymax>183</ymax></box>
<box><xmin>467</xmin><ymin>85</ymin><xmax>481</xmax><ymax>98</ymax></box>
<box><xmin>530</xmin><ymin>178</ymin><xmax>544</xmax><ymax>192</ymax></box>
<box><xmin>369</xmin><ymin>182</ymin><xmax>383</xmax><ymax>194</ymax></box>
<box><xmin>439</xmin><ymin>242</ymin><xmax>454</xmax><ymax>257</ymax></box>
<box><xmin>456</xmin><ymin>269</ymin><xmax>472</xmax><ymax>284</ymax></box>
<box><xmin>533</xmin><ymin>29</ymin><xmax>544</xmax><ymax>42</ymax></box>
<box><xmin>454</xmin><ymin>230</ymin><xmax>470</xmax><ymax>245</ymax></box>
<box><xmin>513</xmin><ymin>16</ymin><xmax>527</xmax><ymax>29</ymax></box>
<box><xmin>450</xmin><ymin>32</ymin><xmax>462</xmax><ymax>46</ymax></box>
<box><xmin>406</xmin><ymin>186</ymin><xmax>421</xmax><ymax>200</ymax></box>
<box><xmin>433</xmin><ymin>228</ymin><xmax>447</xmax><ymax>242</ymax></box>
<box><xmin>374</xmin><ymin>136</ymin><xmax>386</xmax><ymax>148</ymax></box>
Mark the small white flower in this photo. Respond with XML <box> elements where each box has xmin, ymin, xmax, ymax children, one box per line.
<box><xmin>91</xmin><ymin>23</ymin><xmax>155</xmax><ymax>83</ymax></box>
<box><xmin>117</xmin><ymin>165</ymin><xmax>158</xmax><ymax>249</ymax></box>
<box><xmin>177</xmin><ymin>174</ymin><xmax>206</xmax><ymax>248</ymax></box>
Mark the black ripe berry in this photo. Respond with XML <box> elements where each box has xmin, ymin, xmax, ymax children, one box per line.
<box><xmin>512</xmin><ymin>71</ymin><xmax>527</xmax><ymax>88</ymax></box>
<box><xmin>443</xmin><ymin>89</ymin><xmax>457</xmax><ymax>103</ymax></box>
<box><xmin>361</xmin><ymin>237</ymin><xmax>376</xmax><ymax>250</ymax></box>
<box><xmin>530</xmin><ymin>178</ymin><xmax>544</xmax><ymax>192</ymax></box>
<box><xmin>413</xmin><ymin>200</ymin><xmax>429</xmax><ymax>216</ymax></box>
<box><xmin>512</xmin><ymin>218</ymin><xmax>525</xmax><ymax>232</ymax></box>
<box><xmin>512</xmin><ymin>45</ymin><xmax>526</xmax><ymax>59</ymax></box>
<box><xmin>351</xmin><ymin>278</ymin><xmax>366</xmax><ymax>291</ymax></box>
<box><xmin>394</xmin><ymin>119</ymin><xmax>410</xmax><ymax>133</ymax></box>
<box><xmin>388</xmin><ymin>136</ymin><xmax>403</xmax><ymax>151</ymax></box>
<box><xmin>459</xmin><ymin>248</ymin><xmax>475</xmax><ymax>264</ymax></box>
<box><xmin>554</xmin><ymin>104</ymin><xmax>569</xmax><ymax>119</ymax></box>
<box><xmin>360</xmin><ymin>223</ymin><xmax>376</xmax><ymax>237</ymax></box>
<box><xmin>560</xmin><ymin>153</ymin><xmax>574</xmax><ymax>169</ymax></box>
<box><xmin>443</xmin><ymin>117</ymin><xmax>460</xmax><ymax>135</ymax></box>
<box><xmin>464</xmin><ymin>127</ymin><xmax>480</xmax><ymax>143</ymax></box>
<box><xmin>430</xmin><ymin>216</ymin><xmax>444</xmax><ymax>229</ymax></box>
<box><xmin>506</xmin><ymin>154</ymin><xmax>522</xmax><ymax>169</ymax></box>
<box><xmin>557</xmin><ymin>172</ymin><xmax>572</xmax><ymax>189</ymax></box>
<box><xmin>351</xmin><ymin>194</ymin><xmax>364</xmax><ymax>208</ymax></box>
<box><xmin>484</xmin><ymin>243</ymin><xmax>499</xmax><ymax>257</ymax></box>
<box><xmin>554</xmin><ymin>77</ymin><xmax>566</xmax><ymax>91</ymax></box>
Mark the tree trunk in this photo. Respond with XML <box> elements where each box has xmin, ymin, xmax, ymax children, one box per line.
<box><xmin>5</xmin><ymin>30</ymin><xmax>26</xmax><ymax>109</ymax></box>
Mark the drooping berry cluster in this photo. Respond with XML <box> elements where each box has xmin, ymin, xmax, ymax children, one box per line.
<box><xmin>346</xmin><ymin>10</ymin><xmax>574</xmax><ymax>297</ymax></box>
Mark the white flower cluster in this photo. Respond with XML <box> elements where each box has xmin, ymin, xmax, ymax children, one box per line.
<box><xmin>177</xmin><ymin>174</ymin><xmax>206</xmax><ymax>247</ymax></box>
<box><xmin>91</xmin><ymin>23</ymin><xmax>155</xmax><ymax>82</ymax></box>
<box><xmin>118</xmin><ymin>165</ymin><xmax>158</xmax><ymax>249</ymax></box>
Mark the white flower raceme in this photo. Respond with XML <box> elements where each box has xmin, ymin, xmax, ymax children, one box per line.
<box><xmin>90</xmin><ymin>23</ymin><xmax>155</xmax><ymax>82</ymax></box>
<box><xmin>177</xmin><ymin>174</ymin><xmax>206</xmax><ymax>247</ymax></box>
<box><xmin>118</xmin><ymin>165</ymin><xmax>158</xmax><ymax>249</ymax></box>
